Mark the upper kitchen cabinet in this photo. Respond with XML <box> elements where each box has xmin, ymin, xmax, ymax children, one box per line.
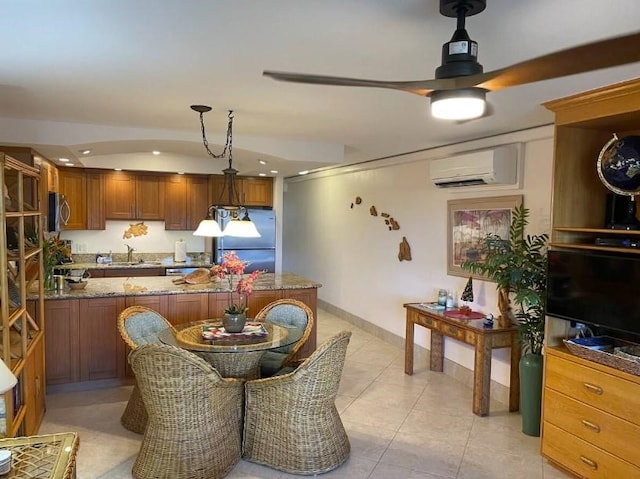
<box><xmin>105</xmin><ymin>171</ymin><xmax>165</xmax><ymax>220</ymax></box>
<box><xmin>164</xmin><ymin>174</ymin><xmax>210</xmax><ymax>231</ymax></box>
<box><xmin>210</xmin><ymin>175</ymin><xmax>273</xmax><ymax>208</ymax></box>
<box><xmin>58</xmin><ymin>169</ymin><xmax>105</xmax><ymax>230</ymax></box>
<box><xmin>58</xmin><ymin>169</ymin><xmax>87</xmax><ymax>230</ymax></box>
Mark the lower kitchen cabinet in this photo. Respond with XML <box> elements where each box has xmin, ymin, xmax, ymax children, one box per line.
<box><xmin>78</xmin><ymin>298</ymin><xmax>126</xmax><ymax>381</ymax></box>
<box><xmin>166</xmin><ymin>293</ymin><xmax>209</xmax><ymax>325</ymax></box>
<box><xmin>44</xmin><ymin>299</ymin><xmax>80</xmax><ymax>385</ymax></box>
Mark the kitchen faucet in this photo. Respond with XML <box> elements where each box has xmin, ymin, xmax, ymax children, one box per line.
<box><xmin>125</xmin><ymin>244</ymin><xmax>135</xmax><ymax>263</ymax></box>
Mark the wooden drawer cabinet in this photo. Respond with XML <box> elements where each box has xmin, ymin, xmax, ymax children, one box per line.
<box><xmin>542</xmin><ymin>347</ymin><xmax>640</xmax><ymax>476</ymax></box>
<box><xmin>543</xmin><ymin>423</ymin><xmax>640</xmax><ymax>478</ymax></box>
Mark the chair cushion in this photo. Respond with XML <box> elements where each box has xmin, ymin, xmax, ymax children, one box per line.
<box><xmin>260</xmin><ymin>351</ymin><xmax>287</xmax><ymax>377</ymax></box>
<box><xmin>127</xmin><ymin>311</ymin><xmax>170</xmax><ymax>345</ymax></box>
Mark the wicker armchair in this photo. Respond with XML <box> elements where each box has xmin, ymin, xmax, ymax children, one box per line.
<box><xmin>130</xmin><ymin>344</ymin><xmax>244</xmax><ymax>479</ymax></box>
<box><xmin>117</xmin><ymin>306</ymin><xmax>176</xmax><ymax>434</ymax></box>
<box><xmin>254</xmin><ymin>299</ymin><xmax>314</xmax><ymax>377</ymax></box>
<box><xmin>243</xmin><ymin>330</ymin><xmax>352</xmax><ymax>475</ymax></box>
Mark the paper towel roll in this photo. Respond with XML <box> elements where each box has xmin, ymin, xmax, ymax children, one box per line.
<box><xmin>174</xmin><ymin>240</ymin><xmax>187</xmax><ymax>263</ymax></box>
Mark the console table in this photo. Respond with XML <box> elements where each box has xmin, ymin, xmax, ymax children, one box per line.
<box><xmin>404</xmin><ymin>303</ymin><xmax>520</xmax><ymax>416</ymax></box>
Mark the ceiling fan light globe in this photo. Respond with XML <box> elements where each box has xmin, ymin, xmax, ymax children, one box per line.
<box><xmin>430</xmin><ymin>88</ymin><xmax>486</xmax><ymax>120</ymax></box>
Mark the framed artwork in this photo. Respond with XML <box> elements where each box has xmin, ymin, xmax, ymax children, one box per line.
<box><xmin>447</xmin><ymin>195</ymin><xmax>523</xmax><ymax>278</ymax></box>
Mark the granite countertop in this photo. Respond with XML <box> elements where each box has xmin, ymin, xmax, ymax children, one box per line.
<box><xmin>31</xmin><ymin>273</ymin><xmax>321</xmax><ymax>300</ymax></box>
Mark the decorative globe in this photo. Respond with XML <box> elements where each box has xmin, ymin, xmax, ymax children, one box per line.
<box><xmin>597</xmin><ymin>135</ymin><xmax>640</xmax><ymax>196</ymax></box>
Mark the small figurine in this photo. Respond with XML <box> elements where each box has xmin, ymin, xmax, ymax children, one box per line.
<box><xmin>483</xmin><ymin>313</ymin><xmax>494</xmax><ymax>328</ymax></box>
<box><xmin>461</xmin><ymin>277</ymin><xmax>474</xmax><ymax>303</ymax></box>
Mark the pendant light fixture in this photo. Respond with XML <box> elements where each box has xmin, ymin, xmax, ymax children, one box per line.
<box><xmin>191</xmin><ymin>106</ymin><xmax>260</xmax><ymax>238</ymax></box>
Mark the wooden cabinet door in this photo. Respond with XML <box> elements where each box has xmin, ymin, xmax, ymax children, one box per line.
<box><xmin>78</xmin><ymin>297</ymin><xmax>126</xmax><ymax>381</ymax></box>
<box><xmin>59</xmin><ymin>169</ymin><xmax>87</xmax><ymax>229</ymax></box>
<box><xmin>44</xmin><ymin>299</ymin><xmax>80</xmax><ymax>385</ymax></box>
<box><xmin>102</xmin><ymin>267</ymin><xmax>164</xmax><ymax>277</ymax></box>
<box><xmin>210</xmin><ymin>174</ymin><xmax>229</xmax><ymax>205</ymax></box>
<box><xmin>164</xmin><ymin>175</ymin><xmax>188</xmax><ymax>230</ymax></box>
<box><xmin>136</xmin><ymin>174</ymin><xmax>165</xmax><ymax>220</ymax></box>
<box><xmin>246</xmin><ymin>290</ymin><xmax>282</xmax><ymax>318</ymax></box>
<box><xmin>187</xmin><ymin>175</ymin><xmax>210</xmax><ymax>230</ymax></box>
<box><xmin>23</xmin><ymin>338</ymin><xmax>45</xmax><ymax>435</ymax></box>
<box><xmin>166</xmin><ymin>293</ymin><xmax>209</xmax><ymax>326</ymax></box>
<box><xmin>241</xmin><ymin>177</ymin><xmax>273</xmax><ymax>207</ymax></box>
<box><xmin>86</xmin><ymin>171</ymin><xmax>106</xmax><ymax>230</ymax></box>
<box><xmin>105</xmin><ymin>172</ymin><xmax>135</xmax><ymax>219</ymax></box>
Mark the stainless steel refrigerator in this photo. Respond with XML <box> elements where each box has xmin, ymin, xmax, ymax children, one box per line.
<box><xmin>215</xmin><ymin>208</ymin><xmax>276</xmax><ymax>273</ymax></box>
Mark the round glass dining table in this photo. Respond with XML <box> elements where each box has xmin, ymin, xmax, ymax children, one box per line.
<box><xmin>158</xmin><ymin>320</ymin><xmax>303</xmax><ymax>379</ymax></box>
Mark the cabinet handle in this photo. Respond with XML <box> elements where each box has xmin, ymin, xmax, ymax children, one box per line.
<box><xmin>579</xmin><ymin>456</ymin><xmax>598</xmax><ymax>470</ymax></box>
<box><xmin>581</xmin><ymin>419</ymin><xmax>601</xmax><ymax>433</ymax></box>
<box><xmin>583</xmin><ymin>382</ymin><xmax>603</xmax><ymax>395</ymax></box>
<box><xmin>60</xmin><ymin>197</ymin><xmax>71</xmax><ymax>226</ymax></box>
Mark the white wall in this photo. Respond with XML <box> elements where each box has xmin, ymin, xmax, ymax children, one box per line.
<box><xmin>282</xmin><ymin>125</ymin><xmax>555</xmax><ymax>387</ymax></box>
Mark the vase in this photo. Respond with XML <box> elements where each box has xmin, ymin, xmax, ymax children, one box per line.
<box><xmin>44</xmin><ymin>268</ymin><xmax>56</xmax><ymax>291</ymax></box>
<box><xmin>520</xmin><ymin>352</ymin><xmax>543</xmax><ymax>436</ymax></box>
<box><xmin>222</xmin><ymin>312</ymin><xmax>247</xmax><ymax>333</ymax></box>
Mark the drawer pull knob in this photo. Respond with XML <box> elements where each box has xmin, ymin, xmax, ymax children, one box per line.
<box><xmin>580</xmin><ymin>456</ymin><xmax>598</xmax><ymax>470</ymax></box>
<box><xmin>583</xmin><ymin>382</ymin><xmax>603</xmax><ymax>395</ymax></box>
<box><xmin>581</xmin><ymin>419</ymin><xmax>601</xmax><ymax>433</ymax></box>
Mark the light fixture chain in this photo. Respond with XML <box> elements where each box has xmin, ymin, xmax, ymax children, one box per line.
<box><xmin>199</xmin><ymin>110</ymin><xmax>234</xmax><ymax>160</ymax></box>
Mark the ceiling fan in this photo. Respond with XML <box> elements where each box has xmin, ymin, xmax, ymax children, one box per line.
<box><xmin>264</xmin><ymin>0</ymin><xmax>640</xmax><ymax>121</ymax></box>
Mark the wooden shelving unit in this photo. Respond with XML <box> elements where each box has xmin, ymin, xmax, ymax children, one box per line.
<box><xmin>542</xmin><ymin>78</ymin><xmax>640</xmax><ymax>477</ymax></box>
<box><xmin>0</xmin><ymin>152</ymin><xmax>45</xmax><ymax>437</ymax></box>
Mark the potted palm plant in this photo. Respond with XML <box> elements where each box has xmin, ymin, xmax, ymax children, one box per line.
<box><xmin>461</xmin><ymin>205</ymin><xmax>548</xmax><ymax>436</ymax></box>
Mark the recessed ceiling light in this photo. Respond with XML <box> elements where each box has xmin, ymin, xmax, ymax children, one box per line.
<box><xmin>270</xmin><ymin>170</ymin><xmax>278</xmax><ymax>174</ymax></box>
<box><xmin>80</xmin><ymin>149</ymin><xmax>91</xmax><ymax>155</ymax></box>
<box><xmin>59</xmin><ymin>158</ymin><xmax>70</xmax><ymax>163</ymax></box>
<box><xmin>152</xmin><ymin>150</ymin><xmax>161</xmax><ymax>155</ymax></box>
<box><xmin>177</xmin><ymin>171</ymin><xmax>184</xmax><ymax>175</ymax></box>
<box><xmin>298</xmin><ymin>170</ymin><xmax>309</xmax><ymax>175</ymax></box>
<box><xmin>258</xmin><ymin>173</ymin><xmax>266</xmax><ymax>177</ymax></box>
<box><xmin>114</xmin><ymin>168</ymin><xmax>122</xmax><ymax>171</ymax></box>
<box><xmin>258</xmin><ymin>159</ymin><xmax>267</xmax><ymax>165</ymax></box>
<box><xmin>65</xmin><ymin>163</ymin><xmax>75</xmax><ymax>167</ymax></box>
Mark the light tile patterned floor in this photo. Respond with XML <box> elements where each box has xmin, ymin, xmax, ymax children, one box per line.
<box><xmin>39</xmin><ymin>310</ymin><xmax>570</xmax><ymax>479</ymax></box>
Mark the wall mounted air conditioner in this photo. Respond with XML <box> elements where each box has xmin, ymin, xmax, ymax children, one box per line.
<box><xmin>429</xmin><ymin>145</ymin><xmax>518</xmax><ymax>188</ymax></box>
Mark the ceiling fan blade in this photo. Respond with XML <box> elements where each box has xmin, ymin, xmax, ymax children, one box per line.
<box><xmin>263</xmin><ymin>70</ymin><xmax>455</xmax><ymax>96</ymax></box>
<box><xmin>475</xmin><ymin>31</ymin><xmax>640</xmax><ymax>92</ymax></box>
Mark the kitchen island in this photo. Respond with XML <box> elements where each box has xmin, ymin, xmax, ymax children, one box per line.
<box><xmin>28</xmin><ymin>273</ymin><xmax>320</xmax><ymax>390</ymax></box>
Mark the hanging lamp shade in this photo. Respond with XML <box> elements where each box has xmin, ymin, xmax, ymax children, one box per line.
<box><xmin>222</xmin><ymin>211</ymin><xmax>261</xmax><ymax>238</ymax></box>
<box><xmin>0</xmin><ymin>360</ymin><xmax>17</xmax><ymax>394</ymax></box>
<box><xmin>193</xmin><ymin>207</ymin><xmax>224</xmax><ymax>237</ymax></box>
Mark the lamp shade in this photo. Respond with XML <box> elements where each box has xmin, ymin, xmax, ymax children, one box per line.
<box><xmin>0</xmin><ymin>361</ymin><xmax>17</xmax><ymax>394</ymax></box>
<box><xmin>223</xmin><ymin>218</ymin><xmax>261</xmax><ymax>238</ymax></box>
<box><xmin>193</xmin><ymin>219</ymin><xmax>224</xmax><ymax>237</ymax></box>
<box><xmin>430</xmin><ymin>88</ymin><xmax>486</xmax><ymax>120</ymax></box>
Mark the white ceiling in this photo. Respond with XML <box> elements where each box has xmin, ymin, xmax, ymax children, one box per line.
<box><xmin>1</xmin><ymin>0</ymin><xmax>639</xmax><ymax>177</ymax></box>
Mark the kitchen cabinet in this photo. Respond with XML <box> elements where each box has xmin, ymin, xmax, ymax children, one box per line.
<box><xmin>86</xmin><ymin>171</ymin><xmax>106</xmax><ymax>230</ymax></box>
<box><xmin>78</xmin><ymin>297</ymin><xmax>126</xmax><ymax>381</ymax></box>
<box><xmin>166</xmin><ymin>293</ymin><xmax>209</xmax><ymax>325</ymax></box>
<box><xmin>210</xmin><ymin>174</ymin><xmax>273</xmax><ymax>207</ymax></box>
<box><xmin>0</xmin><ymin>152</ymin><xmax>45</xmax><ymax>436</ymax></box>
<box><xmin>58</xmin><ymin>169</ymin><xmax>87</xmax><ymax>230</ymax></box>
<box><xmin>164</xmin><ymin>174</ymin><xmax>210</xmax><ymax>230</ymax></box>
<box><xmin>43</xmin><ymin>299</ymin><xmax>80</xmax><ymax>385</ymax></box>
<box><xmin>541</xmin><ymin>78</ymin><xmax>640</xmax><ymax>477</ymax></box>
<box><xmin>105</xmin><ymin>171</ymin><xmax>165</xmax><ymax>220</ymax></box>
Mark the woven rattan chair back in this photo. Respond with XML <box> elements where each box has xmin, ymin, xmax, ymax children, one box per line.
<box><xmin>117</xmin><ymin>306</ymin><xmax>176</xmax><ymax>434</ymax></box>
<box><xmin>130</xmin><ymin>343</ymin><xmax>243</xmax><ymax>479</ymax></box>
<box><xmin>254</xmin><ymin>299</ymin><xmax>314</xmax><ymax>375</ymax></box>
<box><xmin>243</xmin><ymin>330</ymin><xmax>352</xmax><ymax>475</ymax></box>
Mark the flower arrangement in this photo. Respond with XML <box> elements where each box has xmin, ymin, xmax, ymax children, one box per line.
<box><xmin>210</xmin><ymin>251</ymin><xmax>262</xmax><ymax>315</ymax></box>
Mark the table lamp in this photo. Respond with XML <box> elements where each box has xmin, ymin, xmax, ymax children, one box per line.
<box><xmin>0</xmin><ymin>361</ymin><xmax>17</xmax><ymax>394</ymax></box>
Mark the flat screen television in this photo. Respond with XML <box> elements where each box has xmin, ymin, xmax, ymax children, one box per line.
<box><xmin>546</xmin><ymin>249</ymin><xmax>640</xmax><ymax>336</ymax></box>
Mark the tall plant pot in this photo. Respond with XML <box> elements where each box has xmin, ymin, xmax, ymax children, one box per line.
<box><xmin>519</xmin><ymin>352</ymin><xmax>543</xmax><ymax>436</ymax></box>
